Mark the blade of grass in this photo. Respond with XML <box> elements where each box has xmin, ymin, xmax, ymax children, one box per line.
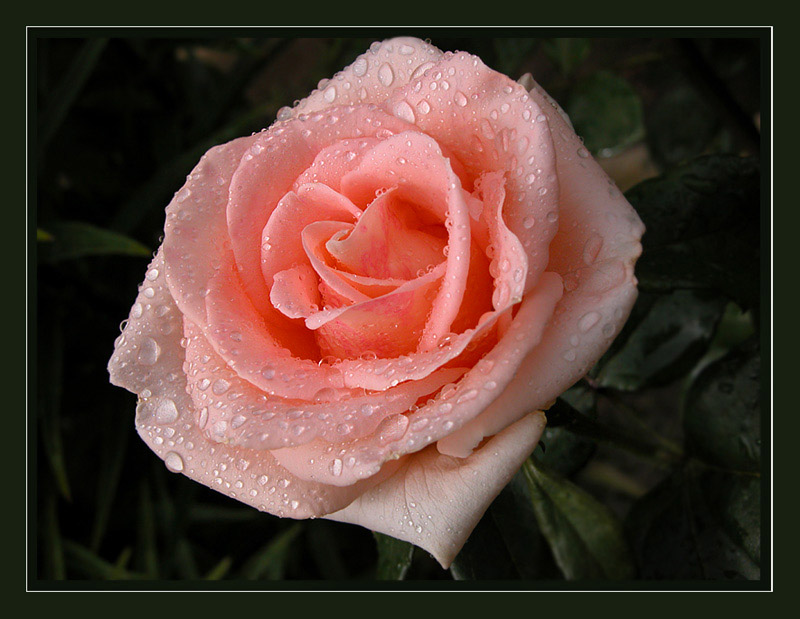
<box><xmin>240</xmin><ymin>523</ymin><xmax>303</xmax><ymax>580</ymax></box>
<box><xmin>38</xmin><ymin>307</ymin><xmax>71</xmax><ymax>500</ymax></box>
<box><xmin>136</xmin><ymin>481</ymin><xmax>159</xmax><ymax>578</ymax></box>
<box><xmin>90</xmin><ymin>408</ymin><xmax>129</xmax><ymax>551</ymax></box>
<box><xmin>63</xmin><ymin>540</ymin><xmax>141</xmax><ymax>580</ymax></box>
<box><xmin>205</xmin><ymin>556</ymin><xmax>234</xmax><ymax>580</ymax></box>
<box><xmin>38</xmin><ymin>38</ymin><xmax>108</xmax><ymax>151</ymax></box>
<box><xmin>43</xmin><ymin>492</ymin><xmax>65</xmax><ymax>580</ymax></box>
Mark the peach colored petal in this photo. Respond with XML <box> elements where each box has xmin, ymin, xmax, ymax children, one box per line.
<box><xmin>260</xmin><ymin>188</ymin><xmax>358</xmax><ymax>291</ymax></box>
<box><xmin>269</xmin><ymin>264</ymin><xmax>321</xmax><ymax>320</ymax></box>
<box><xmin>309</xmin><ymin>263</ymin><xmax>447</xmax><ymax>360</ymax></box>
<box><xmin>108</xmin><ymin>251</ymin><xmax>368</xmax><ymax>517</ymax></box>
<box><xmin>291</xmin><ymin>37</ymin><xmax>444</xmax><ymax>118</ymax></box>
<box><xmin>162</xmin><ymin>134</ymin><xmax>257</xmax><ymax>327</ymax></box>
<box><xmin>340</xmin><ymin>131</ymin><xmax>472</xmax><ymax>351</ymax></box>
<box><xmin>475</xmin><ymin>171</ymin><xmax>529</xmax><ymax>311</ymax></box>
<box><xmin>272</xmin><ymin>273</ymin><xmax>561</xmax><ymax>479</ymax></box>
<box><xmin>326</xmin><ymin>411</ymin><xmax>547</xmax><ymax>568</ymax></box>
<box><xmin>226</xmin><ymin>105</ymin><xmax>411</xmax><ymax>318</ymax></box>
<box><xmin>293</xmin><ymin>138</ymin><xmax>381</xmax><ymax>193</ymax></box>
<box><xmin>384</xmin><ymin>51</ymin><xmax>561</xmax><ymax>293</ymax></box>
<box><xmin>438</xmin><ymin>80</ymin><xmax>646</xmax><ymax>455</ymax></box>
<box><xmin>183</xmin><ymin>319</ymin><xmax>466</xmax><ymax>450</ymax></box>
<box><xmin>492</xmin><ymin>75</ymin><xmax>645</xmax><ymax>409</ymax></box>
<box><xmin>301</xmin><ymin>220</ymin><xmax>370</xmax><ymax>307</ymax></box>
<box><xmin>325</xmin><ymin>188</ymin><xmax>445</xmax><ymax>280</ymax></box>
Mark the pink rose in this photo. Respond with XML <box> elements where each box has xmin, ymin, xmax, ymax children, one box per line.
<box><xmin>108</xmin><ymin>37</ymin><xmax>644</xmax><ymax>568</ymax></box>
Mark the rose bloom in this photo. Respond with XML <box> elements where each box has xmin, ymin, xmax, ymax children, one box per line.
<box><xmin>109</xmin><ymin>37</ymin><xmax>644</xmax><ymax>567</ymax></box>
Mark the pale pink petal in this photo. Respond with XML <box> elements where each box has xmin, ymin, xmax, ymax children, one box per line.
<box><xmin>475</xmin><ymin>171</ymin><xmax>528</xmax><ymax>311</ymax></box>
<box><xmin>340</xmin><ymin>131</ymin><xmax>472</xmax><ymax>350</ymax></box>
<box><xmin>308</xmin><ymin>263</ymin><xmax>447</xmax><ymax>359</ymax></box>
<box><xmin>226</xmin><ymin>106</ymin><xmax>411</xmax><ymax>319</ymax></box>
<box><xmin>183</xmin><ymin>319</ymin><xmax>466</xmax><ymax>450</ymax></box>
<box><xmin>487</xmin><ymin>76</ymin><xmax>645</xmax><ymax>413</ymax></box>
<box><xmin>326</xmin><ymin>188</ymin><xmax>445</xmax><ymax>280</ymax></box>
<box><xmin>326</xmin><ymin>411</ymin><xmax>548</xmax><ymax>568</ymax></box>
<box><xmin>162</xmin><ymin>135</ymin><xmax>257</xmax><ymax>326</ymax></box>
<box><xmin>291</xmin><ymin>37</ymin><xmax>444</xmax><ymax>117</ymax></box>
<box><xmin>260</xmin><ymin>188</ymin><xmax>358</xmax><ymax>289</ymax></box>
<box><xmin>293</xmin><ymin>138</ymin><xmax>381</xmax><ymax>192</ymax></box>
<box><xmin>108</xmin><ymin>251</ymin><xmax>367</xmax><ymax>518</ymax></box>
<box><xmin>272</xmin><ymin>273</ymin><xmax>561</xmax><ymax>479</ymax></box>
<box><xmin>269</xmin><ymin>264</ymin><xmax>321</xmax><ymax>320</ymax></box>
<box><xmin>384</xmin><ymin>51</ymin><xmax>561</xmax><ymax>292</ymax></box>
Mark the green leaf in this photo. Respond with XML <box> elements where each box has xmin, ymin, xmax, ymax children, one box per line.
<box><xmin>38</xmin><ymin>221</ymin><xmax>151</xmax><ymax>263</ymax></box>
<box><xmin>493</xmin><ymin>38</ymin><xmax>539</xmax><ymax>77</ymax></box>
<box><xmin>626</xmin><ymin>468</ymin><xmax>760</xmax><ymax>579</ymax></box>
<box><xmin>625</xmin><ymin>155</ymin><xmax>760</xmax><ymax>310</ymax></box>
<box><xmin>595</xmin><ymin>290</ymin><xmax>727</xmax><ymax>391</ymax></box>
<box><xmin>537</xmin><ymin>383</ymin><xmax>598</xmax><ymax>477</ymax></box>
<box><xmin>240</xmin><ymin>523</ymin><xmax>303</xmax><ymax>580</ymax></box>
<box><xmin>37</xmin><ymin>228</ymin><xmax>54</xmax><ymax>242</ymax></box>
<box><xmin>374</xmin><ymin>532</ymin><xmax>415</xmax><ymax>580</ymax></box>
<box><xmin>522</xmin><ymin>457</ymin><xmax>635</xmax><ymax>580</ymax></box>
<box><xmin>684</xmin><ymin>340</ymin><xmax>761</xmax><ymax>472</ymax></box>
<box><xmin>646</xmin><ymin>84</ymin><xmax>719</xmax><ymax>167</ymax></box>
<box><xmin>567</xmin><ymin>71</ymin><xmax>644</xmax><ymax>156</ymax></box>
<box><xmin>451</xmin><ymin>472</ymin><xmax>560</xmax><ymax>580</ymax></box>
<box><xmin>543</xmin><ymin>38</ymin><xmax>590</xmax><ymax>77</ymax></box>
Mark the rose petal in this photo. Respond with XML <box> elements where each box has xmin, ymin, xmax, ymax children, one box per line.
<box><xmin>260</xmin><ymin>186</ymin><xmax>360</xmax><ymax>290</ymax></box>
<box><xmin>326</xmin><ymin>411</ymin><xmax>547</xmax><ymax>568</ymax></box>
<box><xmin>384</xmin><ymin>50</ymin><xmax>561</xmax><ymax>293</ymax></box>
<box><xmin>183</xmin><ymin>319</ymin><xmax>466</xmax><ymax>450</ymax></box>
<box><xmin>291</xmin><ymin>37</ymin><xmax>444</xmax><ymax>118</ymax></box>
<box><xmin>274</xmin><ymin>272</ymin><xmax>562</xmax><ymax>478</ymax></box>
<box><xmin>340</xmin><ymin>131</ymin><xmax>472</xmax><ymax>351</ymax></box>
<box><xmin>270</xmin><ymin>264</ymin><xmax>321</xmax><ymax>320</ymax></box>
<box><xmin>108</xmin><ymin>251</ymin><xmax>370</xmax><ymax>517</ymax></box>
<box><xmin>494</xmin><ymin>75</ymin><xmax>645</xmax><ymax>408</ymax></box>
<box><xmin>308</xmin><ymin>262</ymin><xmax>448</xmax><ymax>359</ymax></box>
<box><xmin>325</xmin><ymin>187</ymin><xmax>446</xmax><ymax>280</ymax></box>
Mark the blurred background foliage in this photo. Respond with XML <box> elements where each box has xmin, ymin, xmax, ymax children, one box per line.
<box><xmin>33</xmin><ymin>34</ymin><xmax>765</xmax><ymax>585</ymax></box>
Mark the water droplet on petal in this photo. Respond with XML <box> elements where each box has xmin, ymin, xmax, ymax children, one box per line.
<box><xmin>138</xmin><ymin>337</ymin><xmax>161</xmax><ymax>365</ymax></box>
<box><xmin>165</xmin><ymin>451</ymin><xmax>184</xmax><ymax>473</ymax></box>
<box><xmin>378</xmin><ymin>63</ymin><xmax>394</xmax><ymax>86</ymax></box>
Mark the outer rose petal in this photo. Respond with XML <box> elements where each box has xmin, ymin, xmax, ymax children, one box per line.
<box><xmin>291</xmin><ymin>38</ymin><xmax>444</xmax><ymax>117</ymax></box>
<box><xmin>108</xmin><ymin>251</ymin><xmax>371</xmax><ymax>517</ymax></box>
<box><xmin>326</xmin><ymin>411</ymin><xmax>547</xmax><ymax>568</ymax></box>
<box><xmin>437</xmin><ymin>79</ymin><xmax>646</xmax><ymax>453</ymax></box>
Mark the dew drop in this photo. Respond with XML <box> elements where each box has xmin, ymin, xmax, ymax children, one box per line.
<box><xmin>378</xmin><ymin>63</ymin><xmax>394</xmax><ymax>86</ymax></box>
<box><xmin>455</xmin><ymin>91</ymin><xmax>468</xmax><ymax>107</ymax></box>
<box><xmin>155</xmin><ymin>398</ymin><xmax>179</xmax><ymax>424</ymax></box>
<box><xmin>212</xmin><ymin>379</ymin><xmax>230</xmax><ymax>395</ymax></box>
<box><xmin>579</xmin><ymin>311</ymin><xmax>601</xmax><ymax>333</ymax></box>
<box><xmin>352</xmin><ymin>57</ymin><xmax>368</xmax><ymax>77</ymax></box>
<box><xmin>138</xmin><ymin>337</ymin><xmax>161</xmax><ymax>365</ymax></box>
<box><xmin>393</xmin><ymin>100</ymin><xmax>415</xmax><ymax>123</ymax></box>
<box><xmin>165</xmin><ymin>451</ymin><xmax>184</xmax><ymax>473</ymax></box>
